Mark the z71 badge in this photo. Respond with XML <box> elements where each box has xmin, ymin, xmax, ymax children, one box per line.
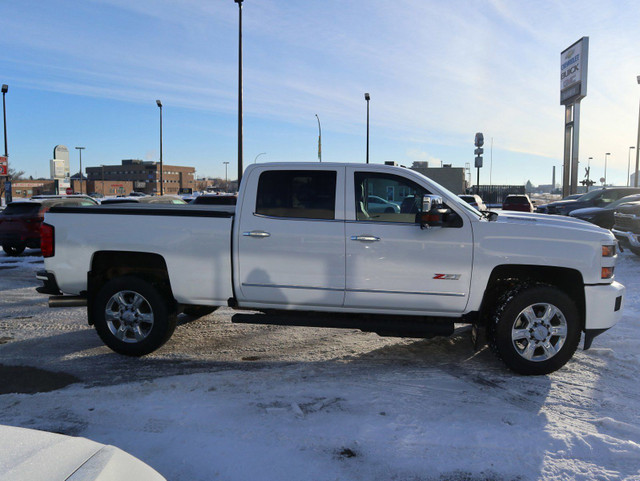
<box><xmin>433</xmin><ymin>274</ymin><xmax>461</xmax><ymax>280</ymax></box>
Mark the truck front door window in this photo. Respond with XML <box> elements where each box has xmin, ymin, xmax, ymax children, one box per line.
<box><xmin>355</xmin><ymin>172</ymin><xmax>428</xmax><ymax>223</ymax></box>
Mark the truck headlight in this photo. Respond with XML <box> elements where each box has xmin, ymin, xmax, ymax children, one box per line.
<box><xmin>602</xmin><ymin>245</ymin><xmax>616</xmax><ymax>257</ymax></box>
<box><xmin>601</xmin><ymin>267</ymin><xmax>614</xmax><ymax>279</ymax></box>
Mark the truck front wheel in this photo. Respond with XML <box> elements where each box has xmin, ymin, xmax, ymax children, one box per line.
<box><xmin>488</xmin><ymin>284</ymin><xmax>581</xmax><ymax>375</ymax></box>
<box><xmin>93</xmin><ymin>276</ymin><xmax>177</xmax><ymax>356</ymax></box>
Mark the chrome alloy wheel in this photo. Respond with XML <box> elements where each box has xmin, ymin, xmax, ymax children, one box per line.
<box><xmin>511</xmin><ymin>303</ymin><xmax>568</xmax><ymax>362</ymax></box>
<box><xmin>104</xmin><ymin>290</ymin><xmax>154</xmax><ymax>343</ymax></box>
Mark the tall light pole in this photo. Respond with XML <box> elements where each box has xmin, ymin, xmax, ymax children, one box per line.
<box><xmin>364</xmin><ymin>93</ymin><xmax>370</xmax><ymax>163</ymax></box>
<box><xmin>223</xmin><ymin>161</ymin><xmax>229</xmax><ymax>192</ymax></box>
<box><xmin>628</xmin><ymin>147</ymin><xmax>635</xmax><ymax>187</ymax></box>
<box><xmin>156</xmin><ymin>100</ymin><xmax>163</xmax><ymax>195</ymax></box>
<box><xmin>75</xmin><ymin>147</ymin><xmax>85</xmax><ymax>194</ymax></box>
<box><xmin>253</xmin><ymin>152</ymin><xmax>266</xmax><ymax>164</ymax></box>
<box><xmin>235</xmin><ymin>0</ymin><xmax>244</xmax><ymax>186</ymax></box>
<box><xmin>635</xmin><ymin>75</ymin><xmax>640</xmax><ymax>187</ymax></box>
<box><xmin>1</xmin><ymin>84</ymin><xmax>7</xmax><ymax>160</ymax></box>
<box><xmin>315</xmin><ymin>114</ymin><xmax>322</xmax><ymax>162</ymax></box>
<box><xmin>1</xmin><ymin>84</ymin><xmax>8</xmax><ymax>204</ymax></box>
<box><xmin>604</xmin><ymin>152</ymin><xmax>610</xmax><ymax>186</ymax></box>
<box><xmin>101</xmin><ymin>165</ymin><xmax>105</xmax><ymax>196</ymax></box>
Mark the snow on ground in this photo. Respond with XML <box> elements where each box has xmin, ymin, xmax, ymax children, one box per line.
<box><xmin>0</xmin><ymin>249</ymin><xmax>639</xmax><ymax>480</ymax></box>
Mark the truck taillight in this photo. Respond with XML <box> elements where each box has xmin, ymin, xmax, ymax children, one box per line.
<box><xmin>41</xmin><ymin>223</ymin><xmax>55</xmax><ymax>258</ymax></box>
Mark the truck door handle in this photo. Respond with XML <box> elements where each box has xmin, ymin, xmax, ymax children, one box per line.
<box><xmin>243</xmin><ymin>231</ymin><xmax>271</xmax><ymax>238</ymax></box>
<box><xmin>350</xmin><ymin>235</ymin><xmax>380</xmax><ymax>242</ymax></box>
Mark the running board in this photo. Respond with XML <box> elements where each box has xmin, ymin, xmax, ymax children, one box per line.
<box><xmin>231</xmin><ymin>310</ymin><xmax>455</xmax><ymax>339</ymax></box>
<box><xmin>48</xmin><ymin>295</ymin><xmax>87</xmax><ymax>308</ymax></box>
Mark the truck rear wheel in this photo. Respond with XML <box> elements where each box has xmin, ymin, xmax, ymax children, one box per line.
<box><xmin>93</xmin><ymin>276</ymin><xmax>177</xmax><ymax>356</ymax></box>
<box><xmin>488</xmin><ymin>284</ymin><xmax>580</xmax><ymax>375</ymax></box>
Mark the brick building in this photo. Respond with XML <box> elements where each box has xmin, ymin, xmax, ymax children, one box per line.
<box><xmin>7</xmin><ymin>180</ymin><xmax>57</xmax><ymax>199</ymax></box>
<box><xmin>85</xmin><ymin>159</ymin><xmax>195</xmax><ymax>195</ymax></box>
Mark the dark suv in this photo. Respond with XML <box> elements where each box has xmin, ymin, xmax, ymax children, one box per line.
<box><xmin>537</xmin><ymin>187</ymin><xmax>640</xmax><ymax>215</ymax></box>
<box><xmin>0</xmin><ymin>197</ymin><xmax>97</xmax><ymax>256</ymax></box>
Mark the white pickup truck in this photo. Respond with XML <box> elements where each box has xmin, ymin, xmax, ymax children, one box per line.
<box><xmin>37</xmin><ymin>162</ymin><xmax>625</xmax><ymax>375</ymax></box>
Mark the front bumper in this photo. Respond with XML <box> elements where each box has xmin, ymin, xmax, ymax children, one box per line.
<box><xmin>612</xmin><ymin>228</ymin><xmax>640</xmax><ymax>248</ymax></box>
<box><xmin>584</xmin><ymin>281</ymin><xmax>625</xmax><ymax>331</ymax></box>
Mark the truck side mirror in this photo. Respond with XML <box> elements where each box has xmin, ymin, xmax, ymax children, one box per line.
<box><xmin>417</xmin><ymin>194</ymin><xmax>444</xmax><ymax>229</ymax></box>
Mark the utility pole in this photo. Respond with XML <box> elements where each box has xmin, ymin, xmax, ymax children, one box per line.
<box><xmin>75</xmin><ymin>147</ymin><xmax>85</xmax><ymax>194</ymax></box>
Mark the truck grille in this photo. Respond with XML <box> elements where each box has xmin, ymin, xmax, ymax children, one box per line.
<box><xmin>614</xmin><ymin>214</ymin><xmax>639</xmax><ymax>232</ymax></box>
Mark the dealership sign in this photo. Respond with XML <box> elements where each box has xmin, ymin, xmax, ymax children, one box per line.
<box><xmin>0</xmin><ymin>156</ymin><xmax>7</xmax><ymax>176</ymax></box>
<box><xmin>561</xmin><ymin>37</ymin><xmax>588</xmax><ymax>105</ymax></box>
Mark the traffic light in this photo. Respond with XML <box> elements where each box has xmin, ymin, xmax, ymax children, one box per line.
<box><xmin>474</xmin><ymin>133</ymin><xmax>484</xmax><ymax>168</ymax></box>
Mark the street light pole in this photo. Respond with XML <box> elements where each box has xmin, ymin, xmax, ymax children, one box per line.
<box><xmin>101</xmin><ymin>165</ymin><xmax>105</xmax><ymax>196</ymax></box>
<box><xmin>156</xmin><ymin>100</ymin><xmax>163</xmax><ymax>195</ymax></box>
<box><xmin>364</xmin><ymin>93</ymin><xmax>370</xmax><ymax>164</ymax></box>
<box><xmin>235</xmin><ymin>0</ymin><xmax>244</xmax><ymax>186</ymax></box>
<box><xmin>628</xmin><ymin>147</ymin><xmax>635</xmax><ymax>187</ymax></box>
<box><xmin>253</xmin><ymin>152</ymin><xmax>266</xmax><ymax>164</ymax></box>
<box><xmin>75</xmin><ymin>147</ymin><xmax>85</xmax><ymax>194</ymax></box>
<box><xmin>604</xmin><ymin>152</ymin><xmax>610</xmax><ymax>186</ymax></box>
<box><xmin>315</xmin><ymin>114</ymin><xmax>322</xmax><ymax>162</ymax></box>
<box><xmin>1</xmin><ymin>84</ymin><xmax>7</xmax><ymax>159</ymax></box>
<box><xmin>635</xmin><ymin>75</ymin><xmax>640</xmax><ymax>187</ymax></box>
<box><xmin>1</xmin><ymin>84</ymin><xmax>8</xmax><ymax>203</ymax></box>
<box><xmin>223</xmin><ymin>161</ymin><xmax>229</xmax><ymax>192</ymax></box>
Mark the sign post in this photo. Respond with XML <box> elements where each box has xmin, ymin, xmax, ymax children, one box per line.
<box><xmin>474</xmin><ymin>133</ymin><xmax>484</xmax><ymax>195</ymax></box>
<box><xmin>560</xmin><ymin>37</ymin><xmax>589</xmax><ymax>197</ymax></box>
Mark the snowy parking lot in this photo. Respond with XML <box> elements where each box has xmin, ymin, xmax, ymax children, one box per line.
<box><xmin>0</xmin><ymin>249</ymin><xmax>639</xmax><ymax>481</ymax></box>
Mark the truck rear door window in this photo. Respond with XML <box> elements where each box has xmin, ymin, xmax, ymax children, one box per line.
<box><xmin>256</xmin><ymin>170</ymin><xmax>336</xmax><ymax>220</ymax></box>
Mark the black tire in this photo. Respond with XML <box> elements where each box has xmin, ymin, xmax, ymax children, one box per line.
<box><xmin>3</xmin><ymin>244</ymin><xmax>25</xmax><ymax>256</ymax></box>
<box><xmin>182</xmin><ymin>305</ymin><xmax>217</xmax><ymax>318</ymax></box>
<box><xmin>630</xmin><ymin>246</ymin><xmax>640</xmax><ymax>257</ymax></box>
<box><xmin>92</xmin><ymin>276</ymin><xmax>177</xmax><ymax>356</ymax></box>
<box><xmin>488</xmin><ymin>284</ymin><xmax>581</xmax><ymax>375</ymax></box>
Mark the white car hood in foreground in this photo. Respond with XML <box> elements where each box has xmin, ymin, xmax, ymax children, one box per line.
<box><xmin>0</xmin><ymin>425</ymin><xmax>165</xmax><ymax>481</ymax></box>
<box><xmin>496</xmin><ymin>211</ymin><xmax>611</xmax><ymax>236</ymax></box>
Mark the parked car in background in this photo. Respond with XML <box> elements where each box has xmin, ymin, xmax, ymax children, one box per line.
<box><xmin>612</xmin><ymin>200</ymin><xmax>640</xmax><ymax>256</ymax></box>
<box><xmin>537</xmin><ymin>187</ymin><xmax>640</xmax><ymax>215</ymax></box>
<box><xmin>563</xmin><ymin>193</ymin><xmax>584</xmax><ymax>201</ymax></box>
<box><xmin>458</xmin><ymin>194</ymin><xmax>487</xmax><ymax>211</ymax></box>
<box><xmin>502</xmin><ymin>194</ymin><xmax>534</xmax><ymax>212</ymax></box>
<box><xmin>0</xmin><ymin>197</ymin><xmax>97</xmax><ymax>255</ymax></box>
<box><xmin>101</xmin><ymin>195</ymin><xmax>187</xmax><ymax>205</ymax></box>
<box><xmin>129</xmin><ymin>191</ymin><xmax>147</xmax><ymax>197</ymax></box>
<box><xmin>569</xmin><ymin>194</ymin><xmax>640</xmax><ymax>229</ymax></box>
<box><xmin>190</xmin><ymin>194</ymin><xmax>238</xmax><ymax>205</ymax></box>
<box><xmin>32</xmin><ymin>194</ymin><xmax>98</xmax><ymax>203</ymax></box>
<box><xmin>366</xmin><ymin>195</ymin><xmax>401</xmax><ymax>213</ymax></box>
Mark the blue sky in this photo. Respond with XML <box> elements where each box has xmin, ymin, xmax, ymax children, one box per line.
<box><xmin>3</xmin><ymin>0</ymin><xmax>640</xmax><ymax>186</ymax></box>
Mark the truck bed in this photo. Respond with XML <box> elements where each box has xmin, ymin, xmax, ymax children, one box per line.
<box><xmin>45</xmin><ymin>204</ymin><xmax>235</xmax><ymax>305</ymax></box>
